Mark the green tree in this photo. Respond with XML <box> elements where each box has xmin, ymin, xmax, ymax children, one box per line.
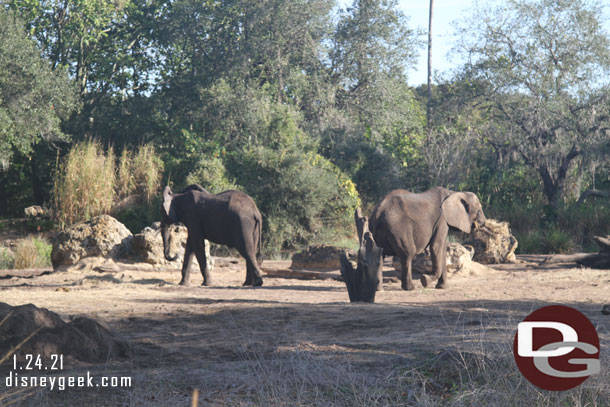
<box><xmin>457</xmin><ymin>0</ymin><xmax>610</xmax><ymax>208</ymax></box>
<box><xmin>0</xmin><ymin>9</ymin><xmax>79</xmax><ymax>215</ymax></box>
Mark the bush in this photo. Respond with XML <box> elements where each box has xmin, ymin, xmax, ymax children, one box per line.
<box><xmin>185</xmin><ymin>154</ymin><xmax>238</xmax><ymax>193</ymax></box>
<box><xmin>229</xmin><ymin>146</ymin><xmax>360</xmax><ymax>256</ymax></box>
<box><xmin>13</xmin><ymin>237</ymin><xmax>52</xmax><ymax>269</ymax></box>
<box><xmin>0</xmin><ymin>247</ymin><xmax>14</xmax><ymax>269</ymax></box>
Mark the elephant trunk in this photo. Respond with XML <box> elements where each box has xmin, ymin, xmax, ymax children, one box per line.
<box><xmin>161</xmin><ymin>223</ymin><xmax>178</xmax><ymax>262</ymax></box>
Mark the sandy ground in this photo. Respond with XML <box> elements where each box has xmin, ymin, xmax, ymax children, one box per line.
<box><xmin>0</xmin><ymin>256</ymin><xmax>609</xmax><ymax>405</ymax></box>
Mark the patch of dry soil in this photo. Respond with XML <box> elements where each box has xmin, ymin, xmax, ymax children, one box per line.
<box><xmin>0</xmin><ymin>256</ymin><xmax>608</xmax><ymax>405</ymax></box>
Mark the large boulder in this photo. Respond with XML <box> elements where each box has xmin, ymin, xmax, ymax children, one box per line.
<box><xmin>464</xmin><ymin>219</ymin><xmax>518</xmax><ymax>264</ymax></box>
<box><xmin>130</xmin><ymin>222</ymin><xmax>214</xmax><ymax>271</ymax></box>
<box><xmin>51</xmin><ymin>215</ymin><xmax>132</xmax><ymax>268</ymax></box>
<box><xmin>394</xmin><ymin>242</ymin><xmax>475</xmax><ymax>275</ymax></box>
<box><xmin>291</xmin><ymin>244</ymin><xmax>356</xmax><ymax>270</ymax></box>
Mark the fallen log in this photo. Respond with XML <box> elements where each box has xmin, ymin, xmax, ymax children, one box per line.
<box><xmin>577</xmin><ymin>235</ymin><xmax>610</xmax><ymax>269</ymax></box>
<box><xmin>262</xmin><ymin>268</ymin><xmax>343</xmax><ymax>281</ymax></box>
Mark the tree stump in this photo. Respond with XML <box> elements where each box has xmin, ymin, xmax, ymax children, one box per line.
<box><xmin>340</xmin><ymin>209</ymin><xmax>384</xmax><ymax>303</ymax></box>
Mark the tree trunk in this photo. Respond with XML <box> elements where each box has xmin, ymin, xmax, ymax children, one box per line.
<box><xmin>426</xmin><ymin>0</ymin><xmax>434</xmax><ymax>132</ymax></box>
<box><xmin>340</xmin><ymin>209</ymin><xmax>383</xmax><ymax>303</ymax></box>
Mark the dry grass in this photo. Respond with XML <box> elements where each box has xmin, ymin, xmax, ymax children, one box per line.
<box><xmin>12</xmin><ymin>237</ymin><xmax>52</xmax><ymax>269</ymax></box>
<box><xmin>53</xmin><ymin>141</ymin><xmax>163</xmax><ymax>227</ymax></box>
<box><xmin>54</xmin><ymin>140</ymin><xmax>116</xmax><ymax>227</ymax></box>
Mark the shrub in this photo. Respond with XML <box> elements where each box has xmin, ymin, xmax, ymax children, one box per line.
<box><xmin>541</xmin><ymin>227</ymin><xmax>574</xmax><ymax>254</ymax></box>
<box><xmin>54</xmin><ymin>140</ymin><xmax>116</xmax><ymax>227</ymax></box>
<box><xmin>185</xmin><ymin>154</ymin><xmax>238</xmax><ymax>193</ymax></box>
<box><xmin>13</xmin><ymin>237</ymin><xmax>52</xmax><ymax>269</ymax></box>
<box><xmin>229</xmin><ymin>146</ymin><xmax>360</xmax><ymax>256</ymax></box>
<box><xmin>0</xmin><ymin>247</ymin><xmax>14</xmax><ymax>269</ymax></box>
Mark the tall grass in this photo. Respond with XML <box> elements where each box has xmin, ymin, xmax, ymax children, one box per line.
<box><xmin>54</xmin><ymin>140</ymin><xmax>116</xmax><ymax>227</ymax></box>
<box><xmin>54</xmin><ymin>141</ymin><xmax>163</xmax><ymax>228</ymax></box>
<box><xmin>13</xmin><ymin>237</ymin><xmax>52</xmax><ymax>269</ymax></box>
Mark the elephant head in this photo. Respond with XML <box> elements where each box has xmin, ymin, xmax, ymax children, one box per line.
<box><xmin>441</xmin><ymin>191</ymin><xmax>486</xmax><ymax>233</ymax></box>
<box><xmin>161</xmin><ymin>186</ymin><xmax>179</xmax><ymax>262</ymax></box>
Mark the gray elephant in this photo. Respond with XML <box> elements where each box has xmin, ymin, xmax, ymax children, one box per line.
<box><xmin>369</xmin><ymin>187</ymin><xmax>486</xmax><ymax>291</ymax></box>
<box><xmin>161</xmin><ymin>184</ymin><xmax>263</xmax><ymax>286</ymax></box>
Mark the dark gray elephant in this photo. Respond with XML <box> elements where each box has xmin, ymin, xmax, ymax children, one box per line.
<box><xmin>161</xmin><ymin>184</ymin><xmax>263</xmax><ymax>286</ymax></box>
<box><xmin>369</xmin><ymin>187</ymin><xmax>486</xmax><ymax>291</ymax></box>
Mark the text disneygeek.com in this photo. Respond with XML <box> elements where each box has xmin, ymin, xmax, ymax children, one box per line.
<box><xmin>5</xmin><ymin>372</ymin><xmax>132</xmax><ymax>391</ymax></box>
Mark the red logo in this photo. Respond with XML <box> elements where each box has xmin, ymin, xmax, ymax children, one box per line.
<box><xmin>513</xmin><ymin>305</ymin><xmax>600</xmax><ymax>391</ymax></box>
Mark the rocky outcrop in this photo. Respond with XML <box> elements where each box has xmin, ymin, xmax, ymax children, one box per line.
<box><xmin>130</xmin><ymin>222</ymin><xmax>214</xmax><ymax>271</ymax></box>
<box><xmin>291</xmin><ymin>244</ymin><xmax>356</xmax><ymax>270</ymax></box>
<box><xmin>464</xmin><ymin>219</ymin><xmax>518</xmax><ymax>264</ymax></box>
<box><xmin>51</xmin><ymin>215</ymin><xmax>132</xmax><ymax>268</ymax></box>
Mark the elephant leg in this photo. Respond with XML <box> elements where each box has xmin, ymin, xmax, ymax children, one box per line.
<box><xmin>178</xmin><ymin>236</ymin><xmax>195</xmax><ymax>286</ymax></box>
<box><xmin>399</xmin><ymin>254</ymin><xmax>415</xmax><ymax>291</ymax></box>
<box><xmin>191</xmin><ymin>235</ymin><xmax>212</xmax><ymax>286</ymax></box>
<box><xmin>435</xmin><ymin>238</ymin><xmax>448</xmax><ymax>289</ymax></box>
<box><xmin>236</xmin><ymin>232</ymin><xmax>263</xmax><ymax>287</ymax></box>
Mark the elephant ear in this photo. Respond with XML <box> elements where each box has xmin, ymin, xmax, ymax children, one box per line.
<box><xmin>162</xmin><ymin>186</ymin><xmax>177</xmax><ymax>222</ymax></box>
<box><xmin>441</xmin><ymin>192</ymin><xmax>471</xmax><ymax>233</ymax></box>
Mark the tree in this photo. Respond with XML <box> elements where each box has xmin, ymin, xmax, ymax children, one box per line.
<box><xmin>457</xmin><ymin>0</ymin><xmax>610</xmax><ymax>209</ymax></box>
<box><xmin>0</xmin><ymin>9</ymin><xmax>78</xmax><ymax>168</ymax></box>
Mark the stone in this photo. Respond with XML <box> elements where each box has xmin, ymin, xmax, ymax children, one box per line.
<box><xmin>464</xmin><ymin>219</ymin><xmax>518</xmax><ymax>264</ymax></box>
<box><xmin>291</xmin><ymin>244</ymin><xmax>357</xmax><ymax>270</ymax></box>
<box><xmin>24</xmin><ymin>205</ymin><xmax>46</xmax><ymax>218</ymax></box>
<box><xmin>51</xmin><ymin>215</ymin><xmax>132</xmax><ymax>269</ymax></box>
<box><xmin>129</xmin><ymin>222</ymin><xmax>214</xmax><ymax>271</ymax></box>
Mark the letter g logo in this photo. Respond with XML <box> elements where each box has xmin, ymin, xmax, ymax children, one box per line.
<box><xmin>513</xmin><ymin>305</ymin><xmax>600</xmax><ymax>391</ymax></box>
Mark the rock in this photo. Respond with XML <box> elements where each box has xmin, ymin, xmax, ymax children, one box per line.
<box><xmin>464</xmin><ymin>219</ymin><xmax>518</xmax><ymax>264</ymax></box>
<box><xmin>129</xmin><ymin>222</ymin><xmax>214</xmax><ymax>271</ymax></box>
<box><xmin>291</xmin><ymin>244</ymin><xmax>357</xmax><ymax>270</ymax></box>
<box><xmin>51</xmin><ymin>215</ymin><xmax>132</xmax><ymax>269</ymax></box>
<box><xmin>394</xmin><ymin>242</ymin><xmax>475</xmax><ymax>275</ymax></box>
<box><xmin>0</xmin><ymin>302</ymin><xmax>128</xmax><ymax>363</ymax></box>
<box><xmin>57</xmin><ymin>256</ymin><xmax>121</xmax><ymax>273</ymax></box>
<box><xmin>24</xmin><ymin>205</ymin><xmax>46</xmax><ymax>218</ymax></box>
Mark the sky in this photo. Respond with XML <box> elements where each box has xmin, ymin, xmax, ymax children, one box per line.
<box><xmin>337</xmin><ymin>0</ymin><xmax>610</xmax><ymax>87</ymax></box>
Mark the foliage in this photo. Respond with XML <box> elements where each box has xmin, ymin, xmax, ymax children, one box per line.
<box><xmin>0</xmin><ymin>9</ymin><xmax>78</xmax><ymax>169</ymax></box>
<box><xmin>12</xmin><ymin>236</ymin><xmax>52</xmax><ymax>269</ymax></box>
<box><xmin>229</xmin><ymin>146</ymin><xmax>360</xmax><ymax>255</ymax></box>
<box><xmin>185</xmin><ymin>154</ymin><xmax>238</xmax><ymax>194</ymax></box>
<box><xmin>0</xmin><ymin>247</ymin><xmax>14</xmax><ymax>269</ymax></box>
<box><xmin>456</xmin><ymin>0</ymin><xmax>610</xmax><ymax>208</ymax></box>
<box><xmin>54</xmin><ymin>140</ymin><xmax>116</xmax><ymax>227</ymax></box>
<box><xmin>54</xmin><ymin>140</ymin><xmax>162</xmax><ymax>227</ymax></box>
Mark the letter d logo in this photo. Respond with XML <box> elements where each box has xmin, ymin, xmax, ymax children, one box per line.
<box><xmin>513</xmin><ymin>305</ymin><xmax>600</xmax><ymax>391</ymax></box>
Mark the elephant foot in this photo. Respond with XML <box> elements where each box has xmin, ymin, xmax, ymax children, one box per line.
<box><xmin>435</xmin><ymin>281</ymin><xmax>447</xmax><ymax>289</ymax></box>
<box><xmin>401</xmin><ymin>281</ymin><xmax>415</xmax><ymax>291</ymax></box>
<box><xmin>243</xmin><ymin>280</ymin><xmax>252</xmax><ymax>286</ymax></box>
<box><xmin>420</xmin><ymin>274</ymin><xmax>437</xmax><ymax>288</ymax></box>
<box><xmin>252</xmin><ymin>277</ymin><xmax>263</xmax><ymax>287</ymax></box>
<box><xmin>201</xmin><ymin>280</ymin><xmax>214</xmax><ymax>287</ymax></box>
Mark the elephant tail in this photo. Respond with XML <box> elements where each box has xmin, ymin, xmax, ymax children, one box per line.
<box><xmin>255</xmin><ymin>214</ymin><xmax>263</xmax><ymax>265</ymax></box>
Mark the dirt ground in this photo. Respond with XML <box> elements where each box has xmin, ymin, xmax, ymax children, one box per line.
<box><xmin>0</xmin><ymin>256</ymin><xmax>609</xmax><ymax>406</ymax></box>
